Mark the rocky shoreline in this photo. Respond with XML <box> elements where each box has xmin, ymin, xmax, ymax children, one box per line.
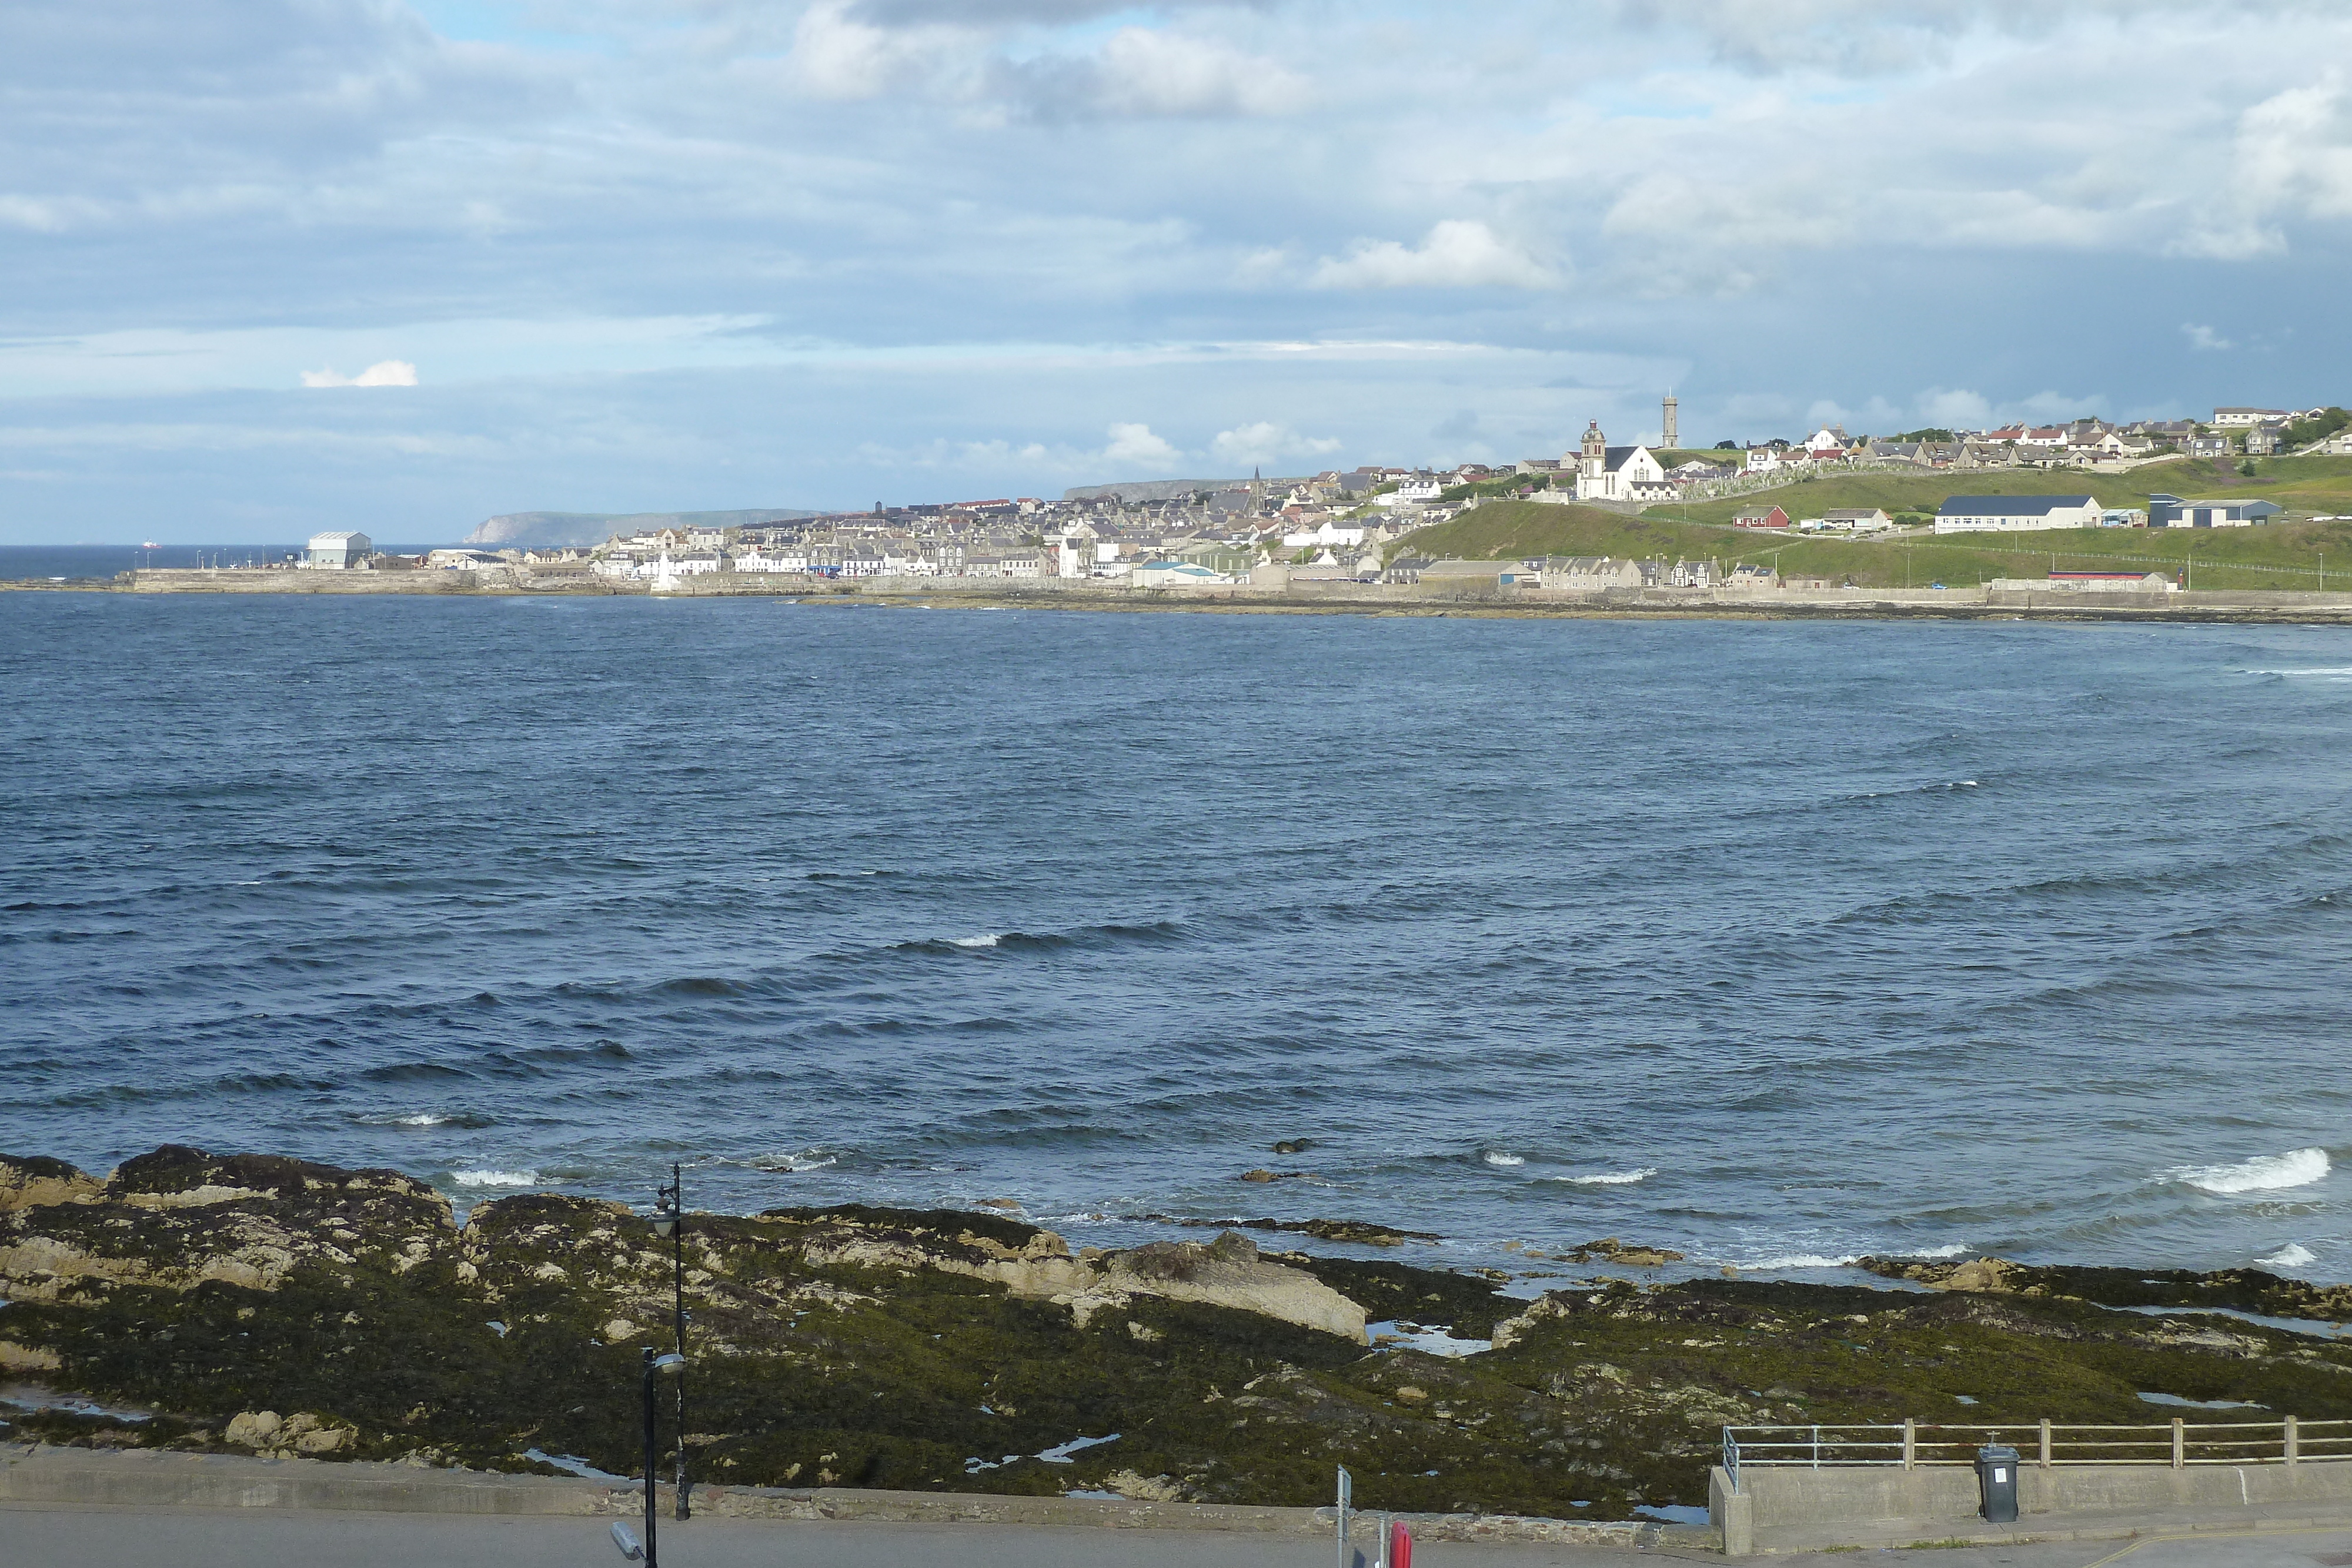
<box><xmin>5</xmin><ymin>1146</ymin><xmax>2349</xmax><ymax>1523</ymax></box>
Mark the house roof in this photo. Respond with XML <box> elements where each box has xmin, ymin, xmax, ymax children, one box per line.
<box><xmin>1936</xmin><ymin>495</ymin><xmax>2096</xmax><ymax>515</ymax></box>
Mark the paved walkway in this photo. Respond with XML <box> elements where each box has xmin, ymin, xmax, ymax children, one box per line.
<box><xmin>10</xmin><ymin>1502</ymin><xmax>2352</xmax><ymax>1567</ymax></box>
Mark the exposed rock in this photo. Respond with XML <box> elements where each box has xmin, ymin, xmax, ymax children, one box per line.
<box><xmin>777</xmin><ymin>1212</ymin><xmax>1365</xmax><ymax>1341</ymax></box>
<box><xmin>225</xmin><ymin>1410</ymin><xmax>282</xmax><ymax>1448</ymax></box>
<box><xmin>0</xmin><ymin>1146</ymin><xmax>453</xmax><ymax>1303</ymax></box>
<box><xmin>0</xmin><ymin>1338</ymin><xmax>62</xmax><ymax>1370</ymax></box>
<box><xmin>1098</xmin><ymin>1467</ymin><xmax>1191</xmax><ymax>1502</ymax></box>
<box><xmin>0</xmin><ymin>1155</ymin><xmax>103</xmax><ymax>1213</ymax></box>
<box><xmin>11</xmin><ymin>1145</ymin><xmax>2352</xmax><ymax>1528</ymax></box>
<box><xmin>1084</xmin><ymin>1233</ymin><xmax>1367</xmax><ymax>1343</ymax></box>
<box><xmin>1566</xmin><ymin>1238</ymin><xmax>1685</xmax><ymax>1267</ymax></box>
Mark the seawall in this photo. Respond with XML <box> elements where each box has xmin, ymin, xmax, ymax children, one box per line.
<box><xmin>51</xmin><ymin>567</ymin><xmax>2352</xmax><ymax>624</ymax></box>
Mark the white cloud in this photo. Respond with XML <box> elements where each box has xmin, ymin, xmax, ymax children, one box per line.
<box><xmin>786</xmin><ymin>1</ymin><xmax>975</xmax><ymax>101</ymax></box>
<box><xmin>300</xmin><ymin>360</ymin><xmax>419</xmax><ymax>388</ymax></box>
<box><xmin>2173</xmin><ymin>72</ymin><xmax>2352</xmax><ymax>256</ymax></box>
<box><xmin>1312</xmin><ymin>221</ymin><xmax>1559</xmax><ymax>290</ymax></box>
<box><xmin>1914</xmin><ymin>388</ymin><xmax>1993</xmax><ymax>429</ymax></box>
<box><xmin>1081</xmin><ymin>28</ymin><xmax>1305</xmax><ymax>118</ymax></box>
<box><xmin>1209</xmin><ymin>421</ymin><xmax>1342</xmax><ymax>467</ymax></box>
<box><xmin>2234</xmin><ymin>73</ymin><xmax>2352</xmax><ymax>218</ymax></box>
<box><xmin>1806</xmin><ymin>396</ymin><xmax>1903</xmax><ymax>431</ymax></box>
<box><xmin>1101</xmin><ymin>422</ymin><xmax>1182</xmax><ymax>470</ymax></box>
<box><xmin>2181</xmin><ymin>323</ymin><xmax>2233</xmax><ymax>352</ymax></box>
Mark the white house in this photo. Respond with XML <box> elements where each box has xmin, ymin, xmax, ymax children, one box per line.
<box><xmin>1820</xmin><ymin>508</ymin><xmax>1894</xmax><ymax>532</ymax></box>
<box><xmin>1055</xmin><ymin>522</ymin><xmax>1099</xmax><ymax>579</ymax></box>
<box><xmin>425</xmin><ymin>547</ymin><xmax>505</xmax><ymax>570</ymax></box>
<box><xmin>2213</xmin><ymin>406</ymin><xmax>2290</xmax><ymax>428</ymax></box>
<box><xmin>302</xmin><ymin>531</ymin><xmax>372</xmax><ymax>569</ymax></box>
<box><xmin>1281</xmin><ymin>520</ymin><xmax>1369</xmax><ymax>549</ymax></box>
<box><xmin>1933</xmin><ymin>495</ymin><xmax>2102</xmax><ymax>533</ymax></box>
<box><xmin>1802</xmin><ymin>427</ymin><xmax>1851</xmax><ymax>460</ymax></box>
<box><xmin>1745</xmin><ymin>444</ymin><xmax>1806</xmax><ymax>475</ymax></box>
<box><xmin>1568</xmin><ymin>422</ymin><xmax>1672</xmax><ymax>502</ymax></box>
<box><xmin>1132</xmin><ymin>560</ymin><xmax>1232</xmax><ymax>588</ymax></box>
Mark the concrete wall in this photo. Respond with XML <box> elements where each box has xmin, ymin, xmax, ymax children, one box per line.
<box><xmin>1711</xmin><ymin>1460</ymin><xmax>2352</xmax><ymax>1556</ymax></box>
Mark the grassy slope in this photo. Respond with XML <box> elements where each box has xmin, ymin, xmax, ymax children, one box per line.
<box><xmin>1399</xmin><ymin>461</ymin><xmax>2352</xmax><ymax>591</ymax></box>
<box><xmin>1670</xmin><ymin>454</ymin><xmax>2352</xmax><ymax>526</ymax></box>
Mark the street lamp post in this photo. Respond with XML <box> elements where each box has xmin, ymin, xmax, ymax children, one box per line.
<box><xmin>652</xmin><ymin>1165</ymin><xmax>689</xmax><ymax>1521</ymax></box>
<box><xmin>639</xmin><ymin>1349</ymin><xmax>686</xmax><ymax>1566</ymax></box>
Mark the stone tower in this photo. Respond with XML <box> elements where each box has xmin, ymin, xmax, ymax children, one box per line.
<box><xmin>1580</xmin><ymin>420</ymin><xmax>1607</xmax><ymax>483</ymax></box>
<box><xmin>1662</xmin><ymin>393</ymin><xmax>1679</xmax><ymax>450</ymax></box>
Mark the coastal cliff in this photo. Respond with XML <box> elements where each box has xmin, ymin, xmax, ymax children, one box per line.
<box><xmin>5</xmin><ymin>1146</ymin><xmax>2350</xmax><ymax>1519</ymax></box>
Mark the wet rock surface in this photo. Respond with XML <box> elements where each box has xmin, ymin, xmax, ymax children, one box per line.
<box><xmin>5</xmin><ymin>1148</ymin><xmax>2352</xmax><ymax>1520</ymax></box>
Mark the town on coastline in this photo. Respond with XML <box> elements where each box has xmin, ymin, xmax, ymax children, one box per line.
<box><xmin>321</xmin><ymin>401</ymin><xmax>2349</xmax><ymax>588</ymax></box>
<box><xmin>31</xmin><ymin>399</ymin><xmax>2348</xmax><ymax>612</ymax></box>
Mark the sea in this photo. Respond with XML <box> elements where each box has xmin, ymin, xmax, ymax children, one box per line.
<box><xmin>0</xmin><ymin>546</ymin><xmax>434</xmax><ymax>583</ymax></box>
<box><xmin>3</xmin><ymin>589</ymin><xmax>2348</xmax><ymax>1286</ymax></box>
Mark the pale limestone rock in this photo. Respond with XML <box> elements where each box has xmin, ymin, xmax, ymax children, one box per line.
<box><xmin>225</xmin><ymin>1410</ymin><xmax>283</xmax><ymax>1447</ymax></box>
<box><xmin>121</xmin><ymin>1185</ymin><xmax>269</xmax><ymax>1210</ymax></box>
<box><xmin>0</xmin><ymin>1160</ymin><xmax>102</xmax><ymax>1213</ymax></box>
<box><xmin>0</xmin><ymin>1339</ymin><xmax>61</xmax><ymax>1371</ymax></box>
<box><xmin>1945</xmin><ymin>1258</ymin><xmax>2013</xmax><ymax>1292</ymax></box>
<box><xmin>1099</xmin><ymin>1468</ymin><xmax>1189</xmax><ymax>1502</ymax></box>
<box><xmin>1489</xmin><ymin>1293</ymin><xmax>1571</xmax><ymax>1350</ymax></box>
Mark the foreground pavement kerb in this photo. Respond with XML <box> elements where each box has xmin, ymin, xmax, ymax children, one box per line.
<box><xmin>0</xmin><ymin>1443</ymin><xmax>1692</xmax><ymax>1549</ymax></box>
<box><xmin>13</xmin><ymin>1503</ymin><xmax>2352</xmax><ymax>1568</ymax></box>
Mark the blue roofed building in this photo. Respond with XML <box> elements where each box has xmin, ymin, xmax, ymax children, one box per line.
<box><xmin>2146</xmin><ymin>493</ymin><xmax>2286</xmax><ymax>528</ymax></box>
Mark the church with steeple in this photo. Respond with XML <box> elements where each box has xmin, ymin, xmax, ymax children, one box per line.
<box><xmin>1567</xmin><ymin>420</ymin><xmax>1672</xmax><ymax>503</ymax></box>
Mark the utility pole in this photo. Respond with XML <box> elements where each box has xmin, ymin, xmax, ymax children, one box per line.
<box><xmin>653</xmin><ymin>1165</ymin><xmax>690</xmax><ymax>1520</ymax></box>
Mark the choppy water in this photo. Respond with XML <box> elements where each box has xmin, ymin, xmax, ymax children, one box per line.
<box><xmin>4</xmin><ymin>593</ymin><xmax>2349</xmax><ymax>1283</ymax></box>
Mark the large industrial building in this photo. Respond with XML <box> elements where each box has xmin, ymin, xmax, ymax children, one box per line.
<box><xmin>1933</xmin><ymin>495</ymin><xmax>2101</xmax><ymax>534</ymax></box>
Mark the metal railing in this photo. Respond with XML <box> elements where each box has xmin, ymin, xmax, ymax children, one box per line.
<box><xmin>1722</xmin><ymin>1418</ymin><xmax>2352</xmax><ymax>1491</ymax></box>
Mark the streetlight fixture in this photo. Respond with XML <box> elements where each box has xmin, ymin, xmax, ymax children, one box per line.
<box><xmin>651</xmin><ymin>1164</ymin><xmax>690</xmax><ymax>1521</ymax></box>
<box><xmin>632</xmin><ymin>1349</ymin><xmax>687</xmax><ymax>1566</ymax></box>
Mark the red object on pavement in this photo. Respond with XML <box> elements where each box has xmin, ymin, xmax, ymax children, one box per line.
<box><xmin>1389</xmin><ymin>1520</ymin><xmax>1414</xmax><ymax>1568</ymax></box>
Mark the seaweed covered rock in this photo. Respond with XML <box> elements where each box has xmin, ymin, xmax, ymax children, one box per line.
<box><xmin>760</xmin><ymin>1209</ymin><xmax>1365</xmax><ymax>1341</ymax></box>
<box><xmin>0</xmin><ymin>1154</ymin><xmax>102</xmax><ymax>1213</ymax></box>
<box><xmin>0</xmin><ymin>1146</ymin><xmax>453</xmax><ymax>1301</ymax></box>
<box><xmin>8</xmin><ymin>1146</ymin><xmax>2352</xmax><ymax>1524</ymax></box>
<box><xmin>1859</xmin><ymin>1254</ymin><xmax>2352</xmax><ymax>1320</ymax></box>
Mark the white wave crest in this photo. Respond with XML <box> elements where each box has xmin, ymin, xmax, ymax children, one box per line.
<box><xmin>2173</xmin><ymin>1147</ymin><xmax>2330</xmax><ymax>1195</ymax></box>
<box><xmin>748</xmin><ymin>1152</ymin><xmax>837</xmax><ymax>1174</ymax></box>
<box><xmin>1740</xmin><ymin>1252</ymin><xmax>1862</xmax><ymax>1271</ymax></box>
<box><xmin>1909</xmin><ymin>1242</ymin><xmax>1972</xmax><ymax>1259</ymax></box>
<box><xmin>2257</xmin><ymin>1243</ymin><xmax>2317</xmax><ymax>1269</ymax></box>
<box><xmin>951</xmin><ymin>934</ymin><xmax>1001</xmax><ymax>948</ymax></box>
<box><xmin>450</xmin><ymin>1168</ymin><xmax>537</xmax><ymax>1188</ymax></box>
<box><xmin>1548</xmin><ymin>1167</ymin><xmax>1658</xmax><ymax>1186</ymax></box>
<box><xmin>392</xmin><ymin>1113</ymin><xmax>453</xmax><ymax>1126</ymax></box>
<box><xmin>1483</xmin><ymin>1151</ymin><xmax>1525</xmax><ymax>1167</ymax></box>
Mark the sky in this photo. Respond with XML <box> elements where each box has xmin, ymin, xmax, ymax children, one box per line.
<box><xmin>3</xmin><ymin>1</ymin><xmax>2351</xmax><ymax>543</ymax></box>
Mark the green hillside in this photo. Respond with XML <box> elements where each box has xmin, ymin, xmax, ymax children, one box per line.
<box><xmin>1663</xmin><ymin>453</ymin><xmax>2352</xmax><ymax>527</ymax></box>
<box><xmin>1394</xmin><ymin>499</ymin><xmax>2352</xmax><ymax>592</ymax></box>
